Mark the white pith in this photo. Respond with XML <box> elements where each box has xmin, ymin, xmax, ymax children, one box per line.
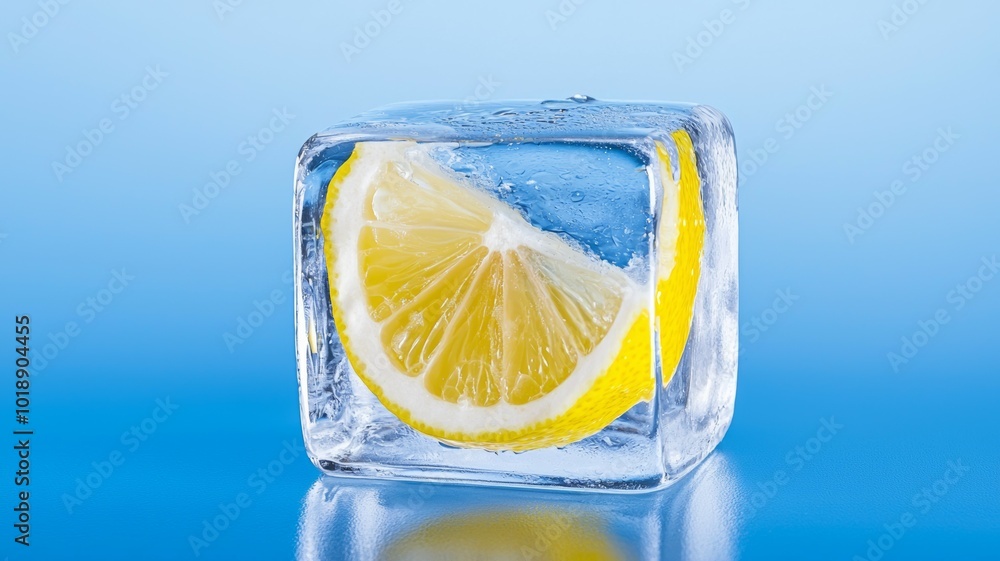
<box><xmin>657</xmin><ymin>151</ymin><xmax>680</xmax><ymax>281</ymax></box>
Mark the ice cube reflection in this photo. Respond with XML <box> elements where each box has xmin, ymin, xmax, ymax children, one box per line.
<box><xmin>296</xmin><ymin>454</ymin><xmax>739</xmax><ymax>561</ymax></box>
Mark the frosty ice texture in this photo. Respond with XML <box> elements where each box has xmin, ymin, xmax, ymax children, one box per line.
<box><xmin>294</xmin><ymin>98</ymin><xmax>737</xmax><ymax>490</ymax></box>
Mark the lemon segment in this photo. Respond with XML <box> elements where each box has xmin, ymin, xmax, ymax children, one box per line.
<box><xmin>321</xmin><ymin>137</ymin><xmax>704</xmax><ymax>451</ymax></box>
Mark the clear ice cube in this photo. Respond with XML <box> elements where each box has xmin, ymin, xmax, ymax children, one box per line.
<box><xmin>294</xmin><ymin>97</ymin><xmax>738</xmax><ymax>491</ymax></box>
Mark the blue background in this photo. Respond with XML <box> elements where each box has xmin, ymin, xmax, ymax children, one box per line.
<box><xmin>2</xmin><ymin>0</ymin><xmax>998</xmax><ymax>559</ymax></box>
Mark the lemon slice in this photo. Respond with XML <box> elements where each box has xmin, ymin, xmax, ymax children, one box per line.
<box><xmin>322</xmin><ymin>134</ymin><xmax>703</xmax><ymax>451</ymax></box>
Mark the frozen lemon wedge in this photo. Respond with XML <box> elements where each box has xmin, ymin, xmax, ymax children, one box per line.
<box><xmin>321</xmin><ymin>134</ymin><xmax>703</xmax><ymax>451</ymax></box>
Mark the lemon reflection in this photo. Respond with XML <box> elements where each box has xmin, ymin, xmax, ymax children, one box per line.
<box><xmin>382</xmin><ymin>509</ymin><xmax>625</xmax><ymax>561</ymax></box>
<box><xmin>296</xmin><ymin>454</ymin><xmax>738</xmax><ymax>561</ymax></box>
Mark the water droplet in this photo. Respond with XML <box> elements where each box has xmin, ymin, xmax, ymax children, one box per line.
<box><xmin>570</xmin><ymin>190</ymin><xmax>585</xmax><ymax>202</ymax></box>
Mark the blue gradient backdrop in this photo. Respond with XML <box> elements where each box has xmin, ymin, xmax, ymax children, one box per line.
<box><xmin>2</xmin><ymin>0</ymin><xmax>998</xmax><ymax>559</ymax></box>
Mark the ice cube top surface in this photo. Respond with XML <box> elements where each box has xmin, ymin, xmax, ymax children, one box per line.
<box><xmin>314</xmin><ymin>97</ymin><xmax>706</xmax><ymax>143</ymax></box>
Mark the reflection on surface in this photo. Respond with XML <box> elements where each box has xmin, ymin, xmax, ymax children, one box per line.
<box><xmin>296</xmin><ymin>454</ymin><xmax>739</xmax><ymax>561</ymax></box>
<box><xmin>381</xmin><ymin>509</ymin><xmax>626</xmax><ymax>560</ymax></box>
